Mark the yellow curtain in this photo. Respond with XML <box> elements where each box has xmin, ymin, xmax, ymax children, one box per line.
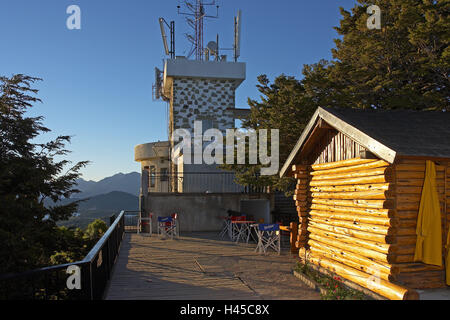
<box><xmin>414</xmin><ymin>160</ymin><xmax>443</xmax><ymax>267</ymax></box>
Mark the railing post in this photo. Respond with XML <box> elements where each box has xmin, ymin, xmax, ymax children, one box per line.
<box><xmin>110</xmin><ymin>215</ymin><xmax>116</xmax><ymax>227</ymax></box>
<box><xmin>80</xmin><ymin>262</ymin><xmax>92</xmax><ymax>300</ymax></box>
<box><xmin>105</xmin><ymin>239</ymin><xmax>110</xmax><ymax>281</ymax></box>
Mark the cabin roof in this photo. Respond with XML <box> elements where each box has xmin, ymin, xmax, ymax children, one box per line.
<box><xmin>280</xmin><ymin>107</ymin><xmax>450</xmax><ymax>177</ymax></box>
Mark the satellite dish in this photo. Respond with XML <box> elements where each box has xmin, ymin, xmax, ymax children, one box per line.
<box><xmin>207</xmin><ymin>41</ymin><xmax>218</xmax><ymax>56</ymax></box>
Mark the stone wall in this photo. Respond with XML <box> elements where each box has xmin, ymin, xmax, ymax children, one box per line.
<box><xmin>171</xmin><ymin>78</ymin><xmax>238</xmax><ymax>135</ymax></box>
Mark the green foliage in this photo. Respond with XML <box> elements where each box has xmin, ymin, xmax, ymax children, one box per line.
<box><xmin>221</xmin><ymin>74</ymin><xmax>315</xmax><ymax>193</ymax></box>
<box><xmin>326</xmin><ymin>0</ymin><xmax>449</xmax><ymax>110</ymax></box>
<box><xmin>49</xmin><ymin>226</ymin><xmax>87</xmax><ymax>264</ymax></box>
<box><xmin>319</xmin><ymin>275</ymin><xmax>365</xmax><ymax>300</ymax></box>
<box><xmin>295</xmin><ymin>262</ymin><xmax>365</xmax><ymax>300</ymax></box>
<box><xmin>245</xmin><ymin>75</ymin><xmax>315</xmax><ymax>164</ymax></box>
<box><xmin>0</xmin><ymin>74</ymin><xmax>89</xmax><ymax>274</ymax></box>
<box><xmin>84</xmin><ymin>219</ymin><xmax>108</xmax><ymax>241</ymax></box>
<box><xmin>49</xmin><ymin>252</ymin><xmax>75</xmax><ymax>265</ymax></box>
<box><xmin>49</xmin><ymin>220</ymin><xmax>108</xmax><ymax>265</ymax></box>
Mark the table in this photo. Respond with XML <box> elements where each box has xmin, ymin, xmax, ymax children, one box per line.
<box><xmin>231</xmin><ymin>220</ymin><xmax>256</xmax><ymax>243</ymax></box>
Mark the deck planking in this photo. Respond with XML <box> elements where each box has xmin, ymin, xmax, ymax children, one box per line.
<box><xmin>105</xmin><ymin>232</ymin><xmax>320</xmax><ymax>300</ymax></box>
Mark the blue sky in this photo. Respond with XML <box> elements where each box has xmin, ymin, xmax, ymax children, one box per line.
<box><xmin>0</xmin><ymin>0</ymin><xmax>357</xmax><ymax>181</ymax></box>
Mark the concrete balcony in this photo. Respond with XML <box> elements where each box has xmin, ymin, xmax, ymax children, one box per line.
<box><xmin>134</xmin><ymin>141</ymin><xmax>170</xmax><ymax>162</ymax></box>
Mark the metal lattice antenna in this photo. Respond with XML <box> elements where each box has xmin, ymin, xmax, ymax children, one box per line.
<box><xmin>177</xmin><ymin>0</ymin><xmax>219</xmax><ymax>61</ymax></box>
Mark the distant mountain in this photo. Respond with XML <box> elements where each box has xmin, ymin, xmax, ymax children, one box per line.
<box><xmin>57</xmin><ymin>191</ymin><xmax>139</xmax><ymax>229</ymax></box>
<box><xmin>74</xmin><ymin>172</ymin><xmax>140</xmax><ymax>199</ymax></box>
<box><xmin>47</xmin><ymin>172</ymin><xmax>141</xmax><ymax>229</ymax></box>
<box><xmin>76</xmin><ymin>191</ymin><xmax>139</xmax><ymax>211</ymax></box>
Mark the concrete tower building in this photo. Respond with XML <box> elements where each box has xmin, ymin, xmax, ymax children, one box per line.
<box><xmin>135</xmin><ymin>57</ymin><xmax>247</xmax><ymax>194</ymax></box>
<box><xmin>162</xmin><ymin>57</ymin><xmax>246</xmax><ymax>137</ymax></box>
<box><xmin>133</xmin><ymin>7</ymin><xmax>273</xmax><ymax>231</ymax></box>
<box><xmin>163</xmin><ymin>57</ymin><xmax>246</xmax><ymax>192</ymax></box>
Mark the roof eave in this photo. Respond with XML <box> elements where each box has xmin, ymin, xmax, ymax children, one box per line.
<box><xmin>279</xmin><ymin>108</ymin><xmax>321</xmax><ymax>178</ymax></box>
<box><xmin>279</xmin><ymin>107</ymin><xmax>397</xmax><ymax>178</ymax></box>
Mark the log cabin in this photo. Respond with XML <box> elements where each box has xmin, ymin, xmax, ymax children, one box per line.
<box><xmin>280</xmin><ymin>107</ymin><xmax>450</xmax><ymax>300</ymax></box>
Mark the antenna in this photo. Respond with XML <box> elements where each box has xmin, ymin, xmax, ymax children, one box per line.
<box><xmin>159</xmin><ymin>18</ymin><xmax>170</xmax><ymax>56</ymax></box>
<box><xmin>234</xmin><ymin>9</ymin><xmax>242</xmax><ymax>62</ymax></box>
<box><xmin>159</xmin><ymin>18</ymin><xmax>175</xmax><ymax>59</ymax></box>
<box><xmin>178</xmin><ymin>1</ymin><xmax>220</xmax><ymax>61</ymax></box>
<box><xmin>152</xmin><ymin>67</ymin><xmax>163</xmax><ymax>101</ymax></box>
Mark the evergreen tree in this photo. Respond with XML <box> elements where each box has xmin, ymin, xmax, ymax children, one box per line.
<box><xmin>322</xmin><ymin>0</ymin><xmax>449</xmax><ymax>110</ymax></box>
<box><xmin>221</xmin><ymin>75</ymin><xmax>314</xmax><ymax>191</ymax></box>
<box><xmin>0</xmin><ymin>74</ymin><xmax>88</xmax><ymax>273</ymax></box>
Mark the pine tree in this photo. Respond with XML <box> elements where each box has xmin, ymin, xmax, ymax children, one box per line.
<box><xmin>326</xmin><ymin>0</ymin><xmax>449</xmax><ymax>110</ymax></box>
<box><xmin>0</xmin><ymin>74</ymin><xmax>88</xmax><ymax>273</ymax></box>
<box><xmin>220</xmin><ymin>75</ymin><xmax>314</xmax><ymax>191</ymax></box>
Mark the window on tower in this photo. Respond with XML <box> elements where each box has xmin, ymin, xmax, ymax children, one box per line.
<box><xmin>149</xmin><ymin>166</ymin><xmax>156</xmax><ymax>188</ymax></box>
<box><xmin>160</xmin><ymin>168</ymin><xmax>168</xmax><ymax>182</ymax></box>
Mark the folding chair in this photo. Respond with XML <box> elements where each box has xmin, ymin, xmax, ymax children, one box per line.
<box><xmin>254</xmin><ymin>224</ymin><xmax>281</xmax><ymax>255</ymax></box>
<box><xmin>138</xmin><ymin>212</ymin><xmax>153</xmax><ymax>236</ymax></box>
<box><xmin>157</xmin><ymin>216</ymin><xmax>177</xmax><ymax>239</ymax></box>
<box><xmin>230</xmin><ymin>216</ymin><xmax>247</xmax><ymax>241</ymax></box>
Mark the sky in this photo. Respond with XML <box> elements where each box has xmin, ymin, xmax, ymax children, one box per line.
<box><xmin>0</xmin><ymin>0</ymin><xmax>357</xmax><ymax>181</ymax></box>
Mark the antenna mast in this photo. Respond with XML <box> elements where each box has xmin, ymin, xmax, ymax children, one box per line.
<box><xmin>178</xmin><ymin>0</ymin><xmax>219</xmax><ymax>61</ymax></box>
<box><xmin>159</xmin><ymin>18</ymin><xmax>175</xmax><ymax>59</ymax></box>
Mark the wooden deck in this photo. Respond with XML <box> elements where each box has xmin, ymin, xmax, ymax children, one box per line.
<box><xmin>105</xmin><ymin>232</ymin><xmax>320</xmax><ymax>300</ymax></box>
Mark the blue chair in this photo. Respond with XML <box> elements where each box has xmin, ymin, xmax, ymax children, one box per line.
<box><xmin>253</xmin><ymin>224</ymin><xmax>281</xmax><ymax>254</ymax></box>
<box><xmin>157</xmin><ymin>216</ymin><xmax>177</xmax><ymax>239</ymax></box>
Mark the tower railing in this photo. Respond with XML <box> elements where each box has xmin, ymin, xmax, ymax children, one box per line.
<box><xmin>147</xmin><ymin>172</ymin><xmax>269</xmax><ymax>194</ymax></box>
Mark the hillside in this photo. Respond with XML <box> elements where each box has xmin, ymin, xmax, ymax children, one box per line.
<box><xmin>74</xmin><ymin>172</ymin><xmax>140</xmax><ymax>199</ymax></box>
<box><xmin>57</xmin><ymin>191</ymin><xmax>139</xmax><ymax>229</ymax></box>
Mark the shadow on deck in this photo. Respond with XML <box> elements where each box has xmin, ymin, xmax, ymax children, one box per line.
<box><xmin>105</xmin><ymin>232</ymin><xmax>320</xmax><ymax>300</ymax></box>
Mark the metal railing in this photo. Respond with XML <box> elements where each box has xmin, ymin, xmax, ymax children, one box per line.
<box><xmin>148</xmin><ymin>172</ymin><xmax>269</xmax><ymax>193</ymax></box>
<box><xmin>124</xmin><ymin>211</ymin><xmax>140</xmax><ymax>233</ymax></box>
<box><xmin>0</xmin><ymin>210</ymin><xmax>127</xmax><ymax>300</ymax></box>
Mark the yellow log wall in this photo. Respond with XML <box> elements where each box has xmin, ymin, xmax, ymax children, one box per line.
<box><xmin>293</xmin><ymin>158</ymin><xmax>418</xmax><ymax>300</ymax></box>
<box><xmin>391</xmin><ymin>158</ymin><xmax>449</xmax><ymax>289</ymax></box>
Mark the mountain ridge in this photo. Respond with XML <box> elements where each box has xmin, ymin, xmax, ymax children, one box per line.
<box><xmin>57</xmin><ymin>191</ymin><xmax>139</xmax><ymax>229</ymax></box>
<box><xmin>74</xmin><ymin>171</ymin><xmax>140</xmax><ymax>199</ymax></box>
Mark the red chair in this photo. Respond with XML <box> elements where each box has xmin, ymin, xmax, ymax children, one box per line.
<box><xmin>230</xmin><ymin>216</ymin><xmax>247</xmax><ymax>241</ymax></box>
<box><xmin>231</xmin><ymin>215</ymin><xmax>246</xmax><ymax>222</ymax></box>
